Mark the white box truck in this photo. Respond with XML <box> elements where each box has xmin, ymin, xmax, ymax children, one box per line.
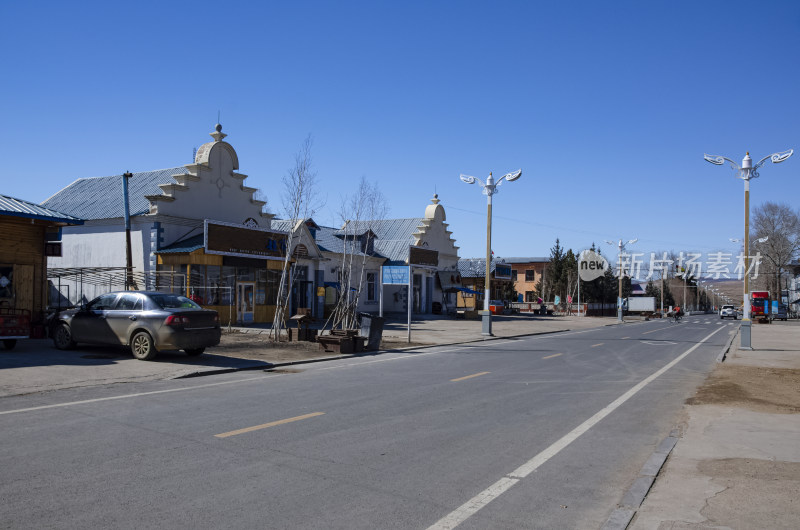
<box><xmin>626</xmin><ymin>297</ymin><xmax>655</xmax><ymax>312</ymax></box>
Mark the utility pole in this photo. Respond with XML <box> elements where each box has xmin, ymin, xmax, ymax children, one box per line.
<box><xmin>122</xmin><ymin>171</ymin><xmax>137</xmax><ymax>291</ymax></box>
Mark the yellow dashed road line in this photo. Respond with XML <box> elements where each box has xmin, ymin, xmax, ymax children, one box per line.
<box><xmin>451</xmin><ymin>372</ymin><xmax>491</xmax><ymax>382</ymax></box>
<box><xmin>215</xmin><ymin>412</ymin><xmax>325</xmax><ymax>438</ymax></box>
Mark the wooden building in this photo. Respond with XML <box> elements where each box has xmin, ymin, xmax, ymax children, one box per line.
<box><xmin>0</xmin><ymin>195</ymin><xmax>83</xmax><ymax>333</ymax></box>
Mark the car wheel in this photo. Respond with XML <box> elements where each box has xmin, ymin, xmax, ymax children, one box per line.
<box><xmin>130</xmin><ymin>331</ymin><xmax>157</xmax><ymax>360</ymax></box>
<box><xmin>53</xmin><ymin>323</ymin><xmax>76</xmax><ymax>350</ymax></box>
<box><xmin>184</xmin><ymin>348</ymin><xmax>205</xmax><ymax>356</ymax></box>
<box><xmin>2</xmin><ymin>339</ymin><xmax>17</xmax><ymax>350</ymax></box>
<box><xmin>733</xmin><ymin>316</ymin><xmax>737</xmax><ymax>320</ymax></box>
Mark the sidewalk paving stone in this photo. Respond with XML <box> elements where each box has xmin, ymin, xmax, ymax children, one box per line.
<box><xmin>630</xmin><ymin>320</ymin><xmax>800</xmax><ymax>529</ymax></box>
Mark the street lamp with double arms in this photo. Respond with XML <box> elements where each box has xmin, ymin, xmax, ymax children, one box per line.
<box><xmin>460</xmin><ymin>169</ymin><xmax>522</xmax><ymax>336</ymax></box>
<box><xmin>704</xmin><ymin>150</ymin><xmax>792</xmax><ymax>349</ymax></box>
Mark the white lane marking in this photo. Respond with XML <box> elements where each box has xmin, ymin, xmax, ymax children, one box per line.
<box><xmin>0</xmin><ymin>375</ymin><xmax>272</xmax><ymax>416</ymax></box>
<box><xmin>427</xmin><ymin>325</ymin><xmax>727</xmax><ymax>530</ymax></box>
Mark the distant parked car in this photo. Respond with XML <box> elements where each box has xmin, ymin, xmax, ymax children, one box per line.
<box><xmin>775</xmin><ymin>303</ymin><xmax>788</xmax><ymax>321</ymax></box>
<box><xmin>51</xmin><ymin>291</ymin><xmax>221</xmax><ymax>360</ymax></box>
<box><xmin>719</xmin><ymin>304</ymin><xmax>737</xmax><ymax>320</ymax></box>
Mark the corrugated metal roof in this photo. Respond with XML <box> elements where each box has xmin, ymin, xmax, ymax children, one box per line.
<box><xmin>41</xmin><ymin>167</ymin><xmax>188</xmax><ymax>220</ymax></box>
<box><xmin>273</xmin><ymin>217</ymin><xmax>439</xmax><ymax>266</ymax></box>
<box><xmin>334</xmin><ymin>218</ymin><xmax>422</xmax><ymax>240</ymax></box>
<box><xmin>0</xmin><ymin>194</ymin><xmax>84</xmax><ymax>224</ymax></box>
<box><xmin>458</xmin><ymin>258</ymin><xmax>498</xmax><ymax>277</ymax></box>
<box><xmin>374</xmin><ymin>239</ymin><xmax>412</xmax><ymax>266</ymax></box>
<box><xmin>315</xmin><ymin>225</ymin><xmax>369</xmax><ymax>256</ymax></box>
<box><xmin>317</xmin><ymin>218</ymin><xmax>425</xmax><ymax>264</ymax></box>
<box><xmin>501</xmin><ymin>257</ymin><xmax>550</xmax><ymax>264</ymax></box>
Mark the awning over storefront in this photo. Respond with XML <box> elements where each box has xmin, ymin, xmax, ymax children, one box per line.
<box><xmin>437</xmin><ymin>271</ymin><xmax>463</xmax><ymax>292</ymax></box>
<box><xmin>457</xmin><ymin>287</ymin><xmax>481</xmax><ymax>295</ymax></box>
<box><xmin>323</xmin><ymin>281</ymin><xmax>357</xmax><ymax>291</ymax></box>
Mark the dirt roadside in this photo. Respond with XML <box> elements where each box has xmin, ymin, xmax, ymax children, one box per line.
<box><xmin>686</xmin><ymin>363</ymin><xmax>800</xmax><ymax>414</ymax></box>
<box><xmin>211</xmin><ymin>330</ymin><xmax>432</xmax><ymax>364</ymax></box>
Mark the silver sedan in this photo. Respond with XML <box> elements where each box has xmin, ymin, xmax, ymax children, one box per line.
<box><xmin>52</xmin><ymin>291</ymin><xmax>221</xmax><ymax>360</ymax></box>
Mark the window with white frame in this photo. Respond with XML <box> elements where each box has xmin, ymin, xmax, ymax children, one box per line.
<box><xmin>366</xmin><ymin>272</ymin><xmax>377</xmax><ymax>302</ymax></box>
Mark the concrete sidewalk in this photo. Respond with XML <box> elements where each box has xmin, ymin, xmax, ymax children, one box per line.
<box><xmin>0</xmin><ymin>314</ymin><xmax>621</xmax><ymax>397</ymax></box>
<box><xmin>629</xmin><ymin>320</ymin><xmax>800</xmax><ymax>529</ymax></box>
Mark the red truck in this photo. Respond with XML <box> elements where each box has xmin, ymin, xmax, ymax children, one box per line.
<box><xmin>750</xmin><ymin>291</ymin><xmax>771</xmax><ymax>323</ymax></box>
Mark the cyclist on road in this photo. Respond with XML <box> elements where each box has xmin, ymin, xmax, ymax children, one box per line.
<box><xmin>673</xmin><ymin>306</ymin><xmax>682</xmax><ymax>322</ymax></box>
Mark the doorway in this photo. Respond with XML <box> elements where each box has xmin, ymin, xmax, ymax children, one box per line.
<box><xmin>413</xmin><ymin>274</ymin><xmax>422</xmax><ymax>313</ymax></box>
<box><xmin>237</xmin><ymin>282</ymin><xmax>255</xmax><ymax>323</ymax></box>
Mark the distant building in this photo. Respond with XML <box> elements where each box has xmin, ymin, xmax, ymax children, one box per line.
<box><xmin>457</xmin><ymin>258</ymin><xmax>515</xmax><ymax>309</ymax></box>
<box><xmin>502</xmin><ymin>257</ymin><xmax>549</xmax><ymax>302</ymax></box>
<box><xmin>309</xmin><ymin>194</ymin><xmax>462</xmax><ymax>317</ymax></box>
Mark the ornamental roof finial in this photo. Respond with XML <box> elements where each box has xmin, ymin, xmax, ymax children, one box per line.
<box><xmin>210</xmin><ymin>123</ymin><xmax>227</xmax><ymax>142</ymax></box>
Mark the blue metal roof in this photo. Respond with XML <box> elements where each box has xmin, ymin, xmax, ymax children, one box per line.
<box><xmin>0</xmin><ymin>194</ymin><xmax>84</xmax><ymax>224</ymax></box>
<box><xmin>314</xmin><ymin>225</ymin><xmax>368</xmax><ymax>256</ymax></box>
<box><xmin>156</xmin><ymin>234</ymin><xmax>205</xmax><ymax>254</ymax></box>
<box><xmin>41</xmin><ymin>167</ymin><xmax>188</xmax><ymax>220</ymax></box>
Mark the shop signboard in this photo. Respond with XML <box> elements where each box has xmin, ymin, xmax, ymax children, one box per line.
<box><xmin>205</xmin><ymin>220</ymin><xmax>288</xmax><ymax>260</ymax></box>
<box><xmin>409</xmin><ymin>246</ymin><xmax>438</xmax><ymax>268</ymax></box>
<box><xmin>382</xmin><ymin>266</ymin><xmax>410</xmax><ymax>285</ymax></box>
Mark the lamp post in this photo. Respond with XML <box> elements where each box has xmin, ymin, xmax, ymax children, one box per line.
<box><xmin>604</xmin><ymin>238</ymin><xmax>637</xmax><ymax>322</ymax></box>
<box><xmin>705</xmin><ymin>150</ymin><xmax>793</xmax><ymax>349</ymax></box>
<box><xmin>460</xmin><ymin>169</ymin><xmax>522</xmax><ymax>336</ymax></box>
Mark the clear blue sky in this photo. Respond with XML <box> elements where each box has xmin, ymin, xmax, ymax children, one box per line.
<box><xmin>3</xmin><ymin>0</ymin><xmax>798</xmax><ymax>266</ymax></box>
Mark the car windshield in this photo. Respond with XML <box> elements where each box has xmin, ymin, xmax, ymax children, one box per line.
<box><xmin>149</xmin><ymin>294</ymin><xmax>201</xmax><ymax>310</ymax></box>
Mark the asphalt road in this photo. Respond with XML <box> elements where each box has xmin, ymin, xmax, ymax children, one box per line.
<box><xmin>0</xmin><ymin>315</ymin><xmax>736</xmax><ymax>529</ymax></box>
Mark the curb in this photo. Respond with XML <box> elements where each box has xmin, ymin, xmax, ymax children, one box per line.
<box><xmin>601</xmin><ymin>430</ymin><xmax>680</xmax><ymax>530</ymax></box>
<box><xmin>716</xmin><ymin>325</ymin><xmax>739</xmax><ymax>363</ymax></box>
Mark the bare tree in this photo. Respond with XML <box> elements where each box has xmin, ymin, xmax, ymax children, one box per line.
<box><xmin>325</xmin><ymin>177</ymin><xmax>388</xmax><ymax>331</ymax></box>
<box><xmin>751</xmin><ymin>201</ymin><xmax>800</xmax><ymax>295</ymax></box>
<box><xmin>270</xmin><ymin>135</ymin><xmax>322</xmax><ymax>340</ymax></box>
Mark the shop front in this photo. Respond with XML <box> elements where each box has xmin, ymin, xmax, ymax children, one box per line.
<box><xmin>156</xmin><ymin>220</ymin><xmax>288</xmax><ymax>325</ymax></box>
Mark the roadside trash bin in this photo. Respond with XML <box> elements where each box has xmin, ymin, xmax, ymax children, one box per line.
<box><xmin>359</xmin><ymin>312</ymin><xmax>385</xmax><ymax>351</ymax></box>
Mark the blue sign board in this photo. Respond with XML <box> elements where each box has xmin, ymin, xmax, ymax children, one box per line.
<box><xmin>383</xmin><ymin>266</ymin><xmax>410</xmax><ymax>285</ymax></box>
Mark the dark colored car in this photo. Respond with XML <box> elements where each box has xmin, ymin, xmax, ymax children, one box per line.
<box><xmin>51</xmin><ymin>291</ymin><xmax>221</xmax><ymax>360</ymax></box>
